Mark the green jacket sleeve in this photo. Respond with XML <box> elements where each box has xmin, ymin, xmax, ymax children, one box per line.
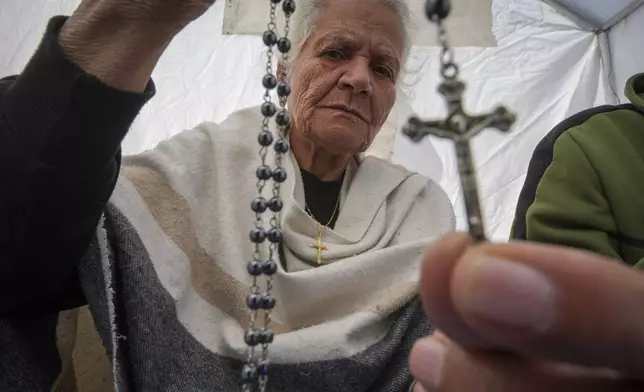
<box><xmin>524</xmin><ymin>130</ymin><xmax>622</xmax><ymax>260</ymax></box>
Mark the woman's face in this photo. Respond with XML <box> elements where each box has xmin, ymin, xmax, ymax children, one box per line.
<box><xmin>287</xmin><ymin>0</ymin><xmax>404</xmax><ymax>155</ymax></box>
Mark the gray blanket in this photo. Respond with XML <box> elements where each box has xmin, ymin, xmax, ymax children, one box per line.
<box><xmin>0</xmin><ymin>204</ymin><xmax>431</xmax><ymax>391</ymax></box>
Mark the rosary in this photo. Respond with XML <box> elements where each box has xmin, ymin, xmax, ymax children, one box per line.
<box><xmin>241</xmin><ymin>0</ymin><xmax>515</xmax><ymax>390</ymax></box>
<box><xmin>242</xmin><ymin>0</ymin><xmax>294</xmax><ymax>390</ymax></box>
<box><xmin>403</xmin><ymin>0</ymin><xmax>516</xmax><ymax>243</ymax></box>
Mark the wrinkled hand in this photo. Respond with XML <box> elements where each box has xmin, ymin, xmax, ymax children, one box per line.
<box><xmin>411</xmin><ymin>234</ymin><xmax>644</xmax><ymax>391</ymax></box>
<box><xmin>60</xmin><ymin>0</ymin><xmax>218</xmax><ymax>91</ymax></box>
<box><xmin>72</xmin><ymin>0</ymin><xmax>217</xmax><ymax>33</ymax></box>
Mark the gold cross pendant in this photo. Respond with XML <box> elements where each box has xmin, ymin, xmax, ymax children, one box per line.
<box><xmin>309</xmin><ymin>225</ymin><xmax>328</xmax><ymax>265</ymax></box>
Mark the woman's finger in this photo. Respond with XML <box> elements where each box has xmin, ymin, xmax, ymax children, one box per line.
<box><xmin>410</xmin><ymin>336</ymin><xmax>643</xmax><ymax>392</ymax></box>
<box><xmin>446</xmin><ymin>241</ymin><xmax>644</xmax><ymax>377</ymax></box>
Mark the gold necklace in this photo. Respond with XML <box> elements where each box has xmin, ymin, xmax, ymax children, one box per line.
<box><xmin>306</xmin><ymin>196</ymin><xmax>341</xmax><ymax>265</ymax></box>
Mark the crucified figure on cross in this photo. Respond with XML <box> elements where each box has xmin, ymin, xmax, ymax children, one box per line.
<box><xmin>403</xmin><ymin>0</ymin><xmax>516</xmax><ymax>242</ymax></box>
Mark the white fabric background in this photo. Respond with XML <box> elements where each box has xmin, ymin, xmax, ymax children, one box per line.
<box><xmin>1</xmin><ymin>0</ymin><xmax>643</xmax><ymax>241</ymax></box>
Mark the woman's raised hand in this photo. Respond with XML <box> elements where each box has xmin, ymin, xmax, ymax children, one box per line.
<box><xmin>59</xmin><ymin>0</ymin><xmax>219</xmax><ymax>92</ymax></box>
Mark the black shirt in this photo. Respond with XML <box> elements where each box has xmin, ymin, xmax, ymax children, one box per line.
<box><xmin>301</xmin><ymin>169</ymin><xmax>342</xmax><ymax>229</ymax></box>
<box><xmin>1</xmin><ymin>16</ymin><xmax>153</xmax><ymax>316</ymax></box>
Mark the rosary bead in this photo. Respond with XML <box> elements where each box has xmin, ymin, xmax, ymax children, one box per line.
<box><xmin>277</xmin><ymin>38</ymin><xmax>291</xmax><ymax>54</ymax></box>
<box><xmin>258</xmin><ymin>360</ymin><xmax>270</xmax><ymax>376</ymax></box>
<box><xmin>260</xmin><ymin>293</ymin><xmax>276</xmax><ymax>309</ymax></box>
<box><xmin>261</xmin><ymin>259</ymin><xmax>278</xmax><ymax>275</ymax></box>
<box><xmin>258</xmin><ymin>328</ymin><xmax>274</xmax><ymax>344</ymax></box>
<box><xmin>282</xmin><ymin>0</ymin><xmax>296</xmax><ymax>16</ymax></box>
<box><xmin>268</xmin><ymin>196</ymin><xmax>283</xmax><ymax>212</ymax></box>
<box><xmin>270</xmin><ymin>0</ymin><xmax>281</xmax><ymax>3</ymax></box>
<box><xmin>275</xmin><ymin>110</ymin><xmax>291</xmax><ymax>126</ymax></box>
<box><xmin>249</xmin><ymin>228</ymin><xmax>266</xmax><ymax>243</ymax></box>
<box><xmin>244</xmin><ymin>329</ymin><xmax>259</xmax><ymax>346</ymax></box>
<box><xmin>241</xmin><ymin>363</ymin><xmax>259</xmax><ymax>383</ymax></box>
<box><xmin>426</xmin><ymin>0</ymin><xmax>451</xmax><ymax>21</ymax></box>
<box><xmin>262</xmin><ymin>74</ymin><xmax>277</xmax><ymax>89</ymax></box>
<box><xmin>261</xmin><ymin>101</ymin><xmax>277</xmax><ymax>117</ymax></box>
<box><xmin>256</xmin><ymin>165</ymin><xmax>272</xmax><ymax>180</ymax></box>
<box><xmin>247</xmin><ymin>293</ymin><xmax>263</xmax><ymax>310</ymax></box>
<box><xmin>274</xmin><ymin>139</ymin><xmax>289</xmax><ymax>153</ymax></box>
<box><xmin>251</xmin><ymin>197</ymin><xmax>268</xmax><ymax>213</ymax></box>
<box><xmin>262</xmin><ymin>30</ymin><xmax>278</xmax><ymax>46</ymax></box>
<box><xmin>247</xmin><ymin>260</ymin><xmax>263</xmax><ymax>276</ymax></box>
<box><xmin>258</xmin><ymin>131</ymin><xmax>273</xmax><ymax>146</ymax></box>
<box><xmin>276</xmin><ymin>82</ymin><xmax>291</xmax><ymax>98</ymax></box>
<box><xmin>267</xmin><ymin>228</ymin><xmax>282</xmax><ymax>243</ymax></box>
<box><xmin>272</xmin><ymin>167</ymin><xmax>287</xmax><ymax>183</ymax></box>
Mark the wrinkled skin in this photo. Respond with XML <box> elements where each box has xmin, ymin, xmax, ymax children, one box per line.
<box><xmin>59</xmin><ymin>0</ymin><xmax>218</xmax><ymax>93</ymax></box>
<box><xmin>287</xmin><ymin>0</ymin><xmax>404</xmax><ymax>181</ymax></box>
<box><xmin>70</xmin><ymin>0</ymin><xmax>215</xmax><ymax>34</ymax></box>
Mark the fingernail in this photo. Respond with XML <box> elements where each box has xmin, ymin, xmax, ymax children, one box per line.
<box><xmin>410</xmin><ymin>340</ymin><xmax>444</xmax><ymax>390</ymax></box>
<box><xmin>461</xmin><ymin>257</ymin><xmax>555</xmax><ymax>331</ymax></box>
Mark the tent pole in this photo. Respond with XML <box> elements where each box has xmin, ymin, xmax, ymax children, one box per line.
<box><xmin>542</xmin><ymin>0</ymin><xmax>599</xmax><ymax>31</ymax></box>
<box><xmin>597</xmin><ymin>32</ymin><xmax>620</xmax><ymax>105</ymax></box>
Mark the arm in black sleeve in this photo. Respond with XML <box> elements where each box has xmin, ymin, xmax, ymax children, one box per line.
<box><xmin>0</xmin><ymin>16</ymin><xmax>155</xmax><ymax>316</ymax></box>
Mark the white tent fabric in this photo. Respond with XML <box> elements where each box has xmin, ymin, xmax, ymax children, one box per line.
<box><xmin>544</xmin><ymin>0</ymin><xmax>643</xmax><ymax>30</ymax></box>
<box><xmin>1</xmin><ymin>0</ymin><xmax>643</xmax><ymax>241</ymax></box>
<box><xmin>609</xmin><ymin>3</ymin><xmax>644</xmax><ymax>102</ymax></box>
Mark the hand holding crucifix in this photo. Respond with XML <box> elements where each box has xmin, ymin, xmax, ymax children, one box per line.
<box><xmin>403</xmin><ymin>0</ymin><xmax>516</xmax><ymax>242</ymax></box>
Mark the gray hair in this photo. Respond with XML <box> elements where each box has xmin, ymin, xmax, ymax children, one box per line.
<box><xmin>285</xmin><ymin>0</ymin><xmax>411</xmax><ymax>70</ymax></box>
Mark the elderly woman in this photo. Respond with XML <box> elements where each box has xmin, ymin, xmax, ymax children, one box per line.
<box><xmin>0</xmin><ymin>0</ymin><xmax>455</xmax><ymax>391</ymax></box>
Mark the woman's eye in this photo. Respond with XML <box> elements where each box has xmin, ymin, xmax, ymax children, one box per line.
<box><xmin>374</xmin><ymin>65</ymin><xmax>394</xmax><ymax>79</ymax></box>
<box><xmin>322</xmin><ymin>50</ymin><xmax>344</xmax><ymax>60</ymax></box>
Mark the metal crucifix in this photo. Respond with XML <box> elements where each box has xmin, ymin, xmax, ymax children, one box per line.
<box><xmin>403</xmin><ymin>0</ymin><xmax>516</xmax><ymax>242</ymax></box>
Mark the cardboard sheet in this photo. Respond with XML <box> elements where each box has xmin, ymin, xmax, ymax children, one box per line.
<box><xmin>222</xmin><ymin>0</ymin><xmax>497</xmax><ymax>47</ymax></box>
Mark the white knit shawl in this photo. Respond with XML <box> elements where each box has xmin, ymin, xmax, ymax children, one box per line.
<box><xmin>109</xmin><ymin>106</ymin><xmax>456</xmax><ymax>364</ymax></box>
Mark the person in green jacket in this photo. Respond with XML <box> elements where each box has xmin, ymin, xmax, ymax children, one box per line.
<box><xmin>511</xmin><ymin>73</ymin><xmax>644</xmax><ymax>269</ymax></box>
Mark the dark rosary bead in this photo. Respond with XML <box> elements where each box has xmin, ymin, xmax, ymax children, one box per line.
<box><xmin>244</xmin><ymin>329</ymin><xmax>259</xmax><ymax>346</ymax></box>
<box><xmin>258</xmin><ymin>131</ymin><xmax>274</xmax><ymax>146</ymax></box>
<box><xmin>276</xmin><ymin>82</ymin><xmax>291</xmax><ymax>98</ymax></box>
<box><xmin>262</xmin><ymin>30</ymin><xmax>278</xmax><ymax>46</ymax></box>
<box><xmin>251</xmin><ymin>197</ymin><xmax>268</xmax><ymax>213</ymax></box>
<box><xmin>272</xmin><ymin>167</ymin><xmax>287</xmax><ymax>183</ymax></box>
<box><xmin>258</xmin><ymin>328</ymin><xmax>274</xmax><ymax>344</ymax></box>
<box><xmin>262</xmin><ymin>74</ymin><xmax>277</xmax><ymax>89</ymax></box>
<box><xmin>277</xmin><ymin>38</ymin><xmax>291</xmax><ymax>54</ymax></box>
<box><xmin>275</xmin><ymin>110</ymin><xmax>291</xmax><ymax>126</ymax></box>
<box><xmin>282</xmin><ymin>0</ymin><xmax>296</xmax><ymax>15</ymax></box>
<box><xmin>274</xmin><ymin>139</ymin><xmax>289</xmax><ymax>154</ymax></box>
<box><xmin>268</xmin><ymin>196</ymin><xmax>283</xmax><ymax>212</ymax></box>
<box><xmin>267</xmin><ymin>228</ymin><xmax>282</xmax><ymax>243</ymax></box>
<box><xmin>258</xmin><ymin>360</ymin><xmax>270</xmax><ymax>376</ymax></box>
<box><xmin>247</xmin><ymin>293</ymin><xmax>263</xmax><ymax>310</ymax></box>
<box><xmin>261</xmin><ymin>259</ymin><xmax>278</xmax><ymax>275</ymax></box>
<box><xmin>426</xmin><ymin>0</ymin><xmax>451</xmax><ymax>21</ymax></box>
<box><xmin>247</xmin><ymin>260</ymin><xmax>263</xmax><ymax>276</ymax></box>
<box><xmin>241</xmin><ymin>363</ymin><xmax>259</xmax><ymax>383</ymax></box>
<box><xmin>270</xmin><ymin>0</ymin><xmax>281</xmax><ymax>3</ymax></box>
<box><xmin>256</xmin><ymin>165</ymin><xmax>272</xmax><ymax>180</ymax></box>
<box><xmin>261</xmin><ymin>101</ymin><xmax>277</xmax><ymax>117</ymax></box>
<box><xmin>249</xmin><ymin>227</ymin><xmax>266</xmax><ymax>243</ymax></box>
<box><xmin>260</xmin><ymin>293</ymin><xmax>276</xmax><ymax>309</ymax></box>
